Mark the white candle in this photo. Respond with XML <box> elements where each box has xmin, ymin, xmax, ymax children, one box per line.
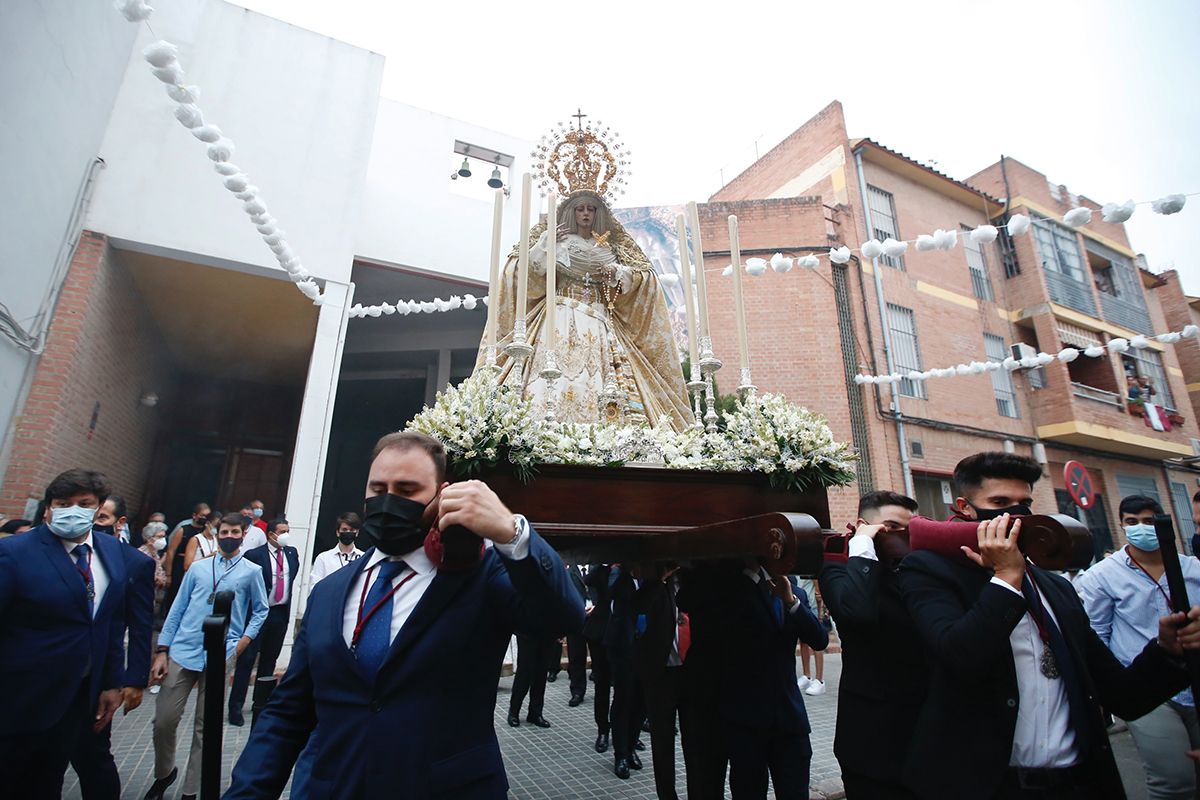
<box><xmin>544</xmin><ymin>190</ymin><xmax>557</xmax><ymax>355</ymax></box>
<box><xmin>516</xmin><ymin>173</ymin><xmax>532</xmax><ymax>325</ymax></box>
<box><xmin>687</xmin><ymin>201</ymin><xmax>711</xmax><ymax>339</ymax></box>
<box><xmin>676</xmin><ymin>213</ymin><xmax>700</xmax><ymax>372</ymax></box>
<box><xmin>728</xmin><ymin>214</ymin><xmax>750</xmax><ymax>373</ymax></box>
<box><xmin>485</xmin><ymin>188</ymin><xmax>504</xmax><ymax>350</ymax></box>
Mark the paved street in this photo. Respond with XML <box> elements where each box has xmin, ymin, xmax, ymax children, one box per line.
<box><xmin>66</xmin><ymin>652</ymin><xmax>1151</xmax><ymax>799</ymax></box>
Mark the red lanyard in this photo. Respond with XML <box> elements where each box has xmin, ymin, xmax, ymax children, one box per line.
<box><xmin>1125</xmin><ymin>546</ymin><xmax>1172</xmax><ymax>607</ymax></box>
<box><xmin>74</xmin><ymin>549</ymin><xmax>93</xmax><ymax>587</ymax></box>
<box><xmin>350</xmin><ymin>564</ymin><xmax>418</xmax><ymax>653</ymax></box>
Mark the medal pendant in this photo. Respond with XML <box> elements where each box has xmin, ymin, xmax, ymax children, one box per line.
<box><xmin>207</xmin><ymin>592</ymin><xmax>215</xmax><ymax>604</ymax></box>
<box><xmin>86</xmin><ymin>584</ymin><xmax>95</xmax><ymax>601</ymax></box>
<box><xmin>1040</xmin><ymin>646</ymin><xmax>1061</xmax><ymax>679</ymax></box>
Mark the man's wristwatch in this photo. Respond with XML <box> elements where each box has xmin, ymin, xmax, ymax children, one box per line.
<box><xmin>155</xmin><ymin>645</ymin><xmax>169</xmax><ymax>655</ymax></box>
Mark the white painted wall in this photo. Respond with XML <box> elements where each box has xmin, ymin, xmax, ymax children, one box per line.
<box><xmin>355</xmin><ymin>101</ymin><xmax>536</xmax><ymax>283</ymax></box>
<box><xmin>85</xmin><ymin>0</ymin><xmax>384</xmax><ymax>285</ymax></box>
<box><xmin>0</xmin><ymin>0</ymin><xmax>138</xmax><ymax>467</ymax></box>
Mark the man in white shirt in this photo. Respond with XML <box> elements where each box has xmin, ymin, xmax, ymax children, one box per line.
<box><xmin>1077</xmin><ymin>494</ymin><xmax>1200</xmax><ymax>799</ymax></box>
<box><xmin>308</xmin><ymin>512</ymin><xmax>364</xmax><ymax>593</ymax></box>
<box><xmin>899</xmin><ymin>451</ymin><xmax>1200</xmax><ymax>799</ymax></box>
<box><xmin>225</xmin><ymin>430</ymin><xmax>585</xmax><ymax>800</ymax></box>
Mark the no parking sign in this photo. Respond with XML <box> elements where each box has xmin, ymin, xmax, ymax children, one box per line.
<box><xmin>1064</xmin><ymin>460</ymin><xmax>1095</xmax><ymax>510</ymax></box>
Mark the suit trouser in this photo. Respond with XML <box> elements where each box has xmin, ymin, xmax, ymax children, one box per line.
<box><xmin>681</xmin><ymin>661</ymin><xmax>727</xmax><ymax>800</ymax></box>
<box><xmin>229</xmin><ymin>604</ymin><xmax>288</xmax><ymax>721</ymax></box>
<box><xmin>153</xmin><ymin>657</ymin><xmax>229</xmax><ymax>796</ymax></box>
<box><xmin>566</xmin><ymin>631</ymin><xmax>588</xmax><ymax>697</ymax></box>
<box><xmin>588</xmin><ymin>636</ymin><xmax>612</xmax><ymax>734</ymax></box>
<box><xmin>0</xmin><ymin>679</ymin><xmax>89</xmax><ymax>800</ymax></box>
<box><xmin>510</xmin><ymin>634</ymin><xmax>556</xmax><ymax>718</ymax></box>
<box><xmin>69</xmin><ymin>717</ymin><xmax>122</xmax><ymax>800</ymax></box>
<box><xmin>609</xmin><ymin>648</ymin><xmax>645</xmax><ymax>759</ymax></box>
<box><xmin>642</xmin><ymin>664</ymin><xmax>686</xmax><ymax>800</ymax></box>
<box><xmin>840</xmin><ymin>769</ymin><xmax>919</xmax><ymax>800</ymax></box>
<box><xmin>725</xmin><ymin>724</ymin><xmax>811</xmax><ymax>800</ymax></box>
<box><xmin>1124</xmin><ymin>700</ymin><xmax>1200</xmax><ymax>800</ymax></box>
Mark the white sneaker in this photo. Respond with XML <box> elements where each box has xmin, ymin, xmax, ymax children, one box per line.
<box><xmin>804</xmin><ymin>679</ymin><xmax>826</xmax><ymax>696</ymax></box>
<box><xmin>149</xmin><ymin>685</ymin><xmax>161</xmax><ymax>695</ymax></box>
<box><xmin>796</xmin><ymin>674</ymin><xmax>812</xmax><ymax>690</ymax></box>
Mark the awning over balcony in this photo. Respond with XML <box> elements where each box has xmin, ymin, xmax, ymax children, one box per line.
<box><xmin>1056</xmin><ymin>320</ymin><xmax>1102</xmax><ymax>350</ymax></box>
<box><xmin>1037</xmin><ymin>420</ymin><xmax>1193</xmax><ymax>460</ymax></box>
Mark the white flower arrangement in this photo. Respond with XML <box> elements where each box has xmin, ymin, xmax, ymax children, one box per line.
<box><xmin>406</xmin><ymin>371</ymin><xmax>857</xmax><ymax>488</ymax></box>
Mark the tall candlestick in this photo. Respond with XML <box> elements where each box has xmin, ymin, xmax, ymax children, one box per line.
<box><xmin>687</xmin><ymin>201</ymin><xmax>710</xmax><ymax>337</ymax></box>
<box><xmin>484</xmin><ymin>188</ymin><xmax>504</xmax><ymax>362</ymax></box>
<box><xmin>728</xmin><ymin>214</ymin><xmax>751</xmax><ymax>377</ymax></box>
<box><xmin>544</xmin><ymin>190</ymin><xmax>558</xmax><ymax>356</ymax></box>
<box><xmin>516</xmin><ymin>173</ymin><xmax>532</xmax><ymax>320</ymax></box>
<box><xmin>675</xmin><ymin>213</ymin><xmax>700</xmax><ymax>374</ymax></box>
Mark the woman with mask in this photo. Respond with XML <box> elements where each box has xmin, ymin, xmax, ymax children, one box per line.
<box><xmin>1076</xmin><ymin>494</ymin><xmax>1200</xmax><ymax>800</ymax></box>
<box><xmin>183</xmin><ymin>510</ymin><xmax>221</xmax><ymax>571</ymax></box>
<box><xmin>139</xmin><ymin>522</ymin><xmax>170</xmax><ymax>591</ymax></box>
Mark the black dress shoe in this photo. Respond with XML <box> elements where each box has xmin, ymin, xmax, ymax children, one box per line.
<box><xmin>142</xmin><ymin>767</ymin><xmax>178</xmax><ymax>800</ymax></box>
<box><xmin>527</xmin><ymin>715</ymin><xmax>551</xmax><ymax>728</ymax></box>
<box><xmin>642</xmin><ymin>718</ymin><xmax>652</xmax><ymax>732</ymax></box>
<box><xmin>614</xmin><ymin>757</ymin><xmax>630</xmax><ymax>779</ymax></box>
<box><xmin>595</xmin><ymin>732</ymin><xmax>610</xmax><ymax>753</ymax></box>
<box><xmin>228</xmin><ymin>707</ymin><xmax>244</xmax><ymax>727</ymax></box>
<box><xmin>181</xmin><ymin>795</ymin><xmax>196</xmax><ymax>800</ymax></box>
<box><xmin>568</xmin><ymin>692</ymin><xmax>584</xmax><ymax>707</ymax></box>
<box><xmin>546</xmin><ymin>671</ymin><xmax>559</xmax><ymax>682</ymax></box>
<box><xmin>507</xmin><ymin>711</ymin><xmax>521</xmax><ymax>727</ymax></box>
<box><xmin>629</xmin><ymin>752</ymin><xmax>643</xmax><ymax>770</ymax></box>
<box><xmin>634</xmin><ymin>738</ymin><xmax>646</xmax><ymax>751</ymax></box>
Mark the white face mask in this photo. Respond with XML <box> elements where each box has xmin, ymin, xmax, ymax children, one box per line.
<box><xmin>275</xmin><ymin>532</ymin><xmax>292</xmax><ymax>548</ymax></box>
<box><xmin>152</xmin><ymin>537</ymin><xmax>167</xmax><ymax>552</ymax></box>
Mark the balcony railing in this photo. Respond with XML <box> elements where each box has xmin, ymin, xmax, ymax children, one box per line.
<box><xmin>1100</xmin><ymin>293</ymin><xmax>1154</xmax><ymax>335</ymax></box>
<box><xmin>1045</xmin><ymin>270</ymin><xmax>1097</xmax><ymax>317</ymax></box>
<box><xmin>1071</xmin><ymin>382</ymin><xmax>1123</xmax><ymax>407</ymax></box>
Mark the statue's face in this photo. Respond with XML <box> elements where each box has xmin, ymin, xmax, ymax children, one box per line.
<box><xmin>574</xmin><ymin>203</ymin><xmax>597</xmax><ymax>230</ymax></box>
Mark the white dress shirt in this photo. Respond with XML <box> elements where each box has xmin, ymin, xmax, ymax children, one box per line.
<box><xmin>341</xmin><ymin>516</ymin><xmax>531</xmax><ymax>648</ymax></box>
<box><xmin>309</xmin><ymin>545</ymin><xmax>364</xmax><ymax>594</ymax></box>
<box><xmin>849</xmin><ymin>534</ymin><xmax>878</xmax><ymax>560</ymax></box>
<box><xmin>62</xmin><ymin>533</ymin><xmax>109</xmax><ymax>618</ymax></box>
<box><xmin>991</xmin><ymin>576</ymin><xmax>1079</xmax><ymax>768</ymax></box>
<box><xmin>267</xmin><ymin>543</ymin><xmax>291</xmax><ymax>606</ymax></box>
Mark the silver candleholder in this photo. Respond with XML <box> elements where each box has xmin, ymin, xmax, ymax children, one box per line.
<box><xmin>504</xmin><ymin>319</ymin><xmax>535</xmax><ymax>367</ymax></box>
<box><xmin>736</xmin><ymin>366</ymin><xmax>757</xmax><ymax>401</ymax></box>
<box><xmin>540</xmin><ymin>351</ymin><xmax>562</xmax><ymax>422</ymax></box>
<box><xmin>703</xmin><ymin>374</ymin><xmax>719</xmax><ymax>434</ymax></box>
<box><xmin>686</xmin><ymin>362</ymin><xmax>706</xmax><ymax>430</ymax></box>
<box><xmin>698</xmin><ymin>335</ymin><xmax>723</xmax><ymax>377</ymax></box>
<box><xmin>484</xmin><ymin>344</ymin><xmax>502</xmax><ymax>374</ymax></box>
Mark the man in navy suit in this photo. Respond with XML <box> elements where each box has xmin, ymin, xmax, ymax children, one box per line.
<box><xmin>229</xmin><ymin>517</ymin><xmax>301</xmax><ymax>726</ymax></box>
<box><xmin>0</xmin><ymin>469</ymin><xmax>129</xmax><ymax>799</ymax></box>
<box><xmin>69</xmin><ymin>494</ymin><xmax>157</xmax><ymax>799</ymax></box>
<box><xmin>225</xmin><ymin>430</ymin><xmax>585</xmax><ymax>799</ymax></box>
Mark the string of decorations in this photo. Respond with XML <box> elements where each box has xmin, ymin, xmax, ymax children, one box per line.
<box><xmin>852</xmin><ymin>325</ymin><xmax>1200</xmax><ymax>386</ymax></box>
<box><xmin>348</xmin><ymin>294</ymin><xmax>488</xmax><ymax>319</ymax></box>
<box><xmin>113</xmin><ymin>0</ymin><xmax>325</xmax><ymax>306</ymax></box>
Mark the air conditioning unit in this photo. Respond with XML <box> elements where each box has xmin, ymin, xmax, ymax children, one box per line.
<box><xmin>1011</xmin><ymin>342</ymin><xmax>1037</xmax><ymax>362</ymax></box>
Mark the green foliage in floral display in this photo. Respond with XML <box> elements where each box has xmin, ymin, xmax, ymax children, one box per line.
<box><xmin>406</xmin><ymin>371</ymin><xmax>857</xmax><ymax>488</ymax></box>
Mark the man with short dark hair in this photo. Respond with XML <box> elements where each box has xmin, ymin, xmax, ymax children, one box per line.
<box><xmin>225</xmin><ymin>430</ymin><xmax>585</xmax><ymax>799</ymax></box>
<box><xmin>309</xmin><ymin>512</ymin><xmax>365</xmax><ymax>592</ymax></box>
<box><xmin>249</xmin><ymin>499</ymin><xmax>269</xmax><ymax>532</ymax></box>
<box><xmin>820</xmin><ymin>490</ymin><xmax>922</xmax><ymax>799</ymax></box>
<box><xmin>163</xmin><ymin>502</ymin><xmax>209</xmax><ymax>609</ymax></box>
<box><xmin>1190</xmin><ymin>491</ymin><xmax>1200</xmax><ymax>558</ymax></box>
<box><xmin>1077</xmin><ymin>494</ymin><xmax>1200</xmax><ymax>799</ymax></box>
<box><xmin>145</xmin><ymin>514</ymin><xmax>268</xmax><ymax>800</ymax></box>
<box><xmin>240</xmin><ymin>504</ymin><xmax>268</xmax><ymax>550</ymax></box>
<box><xmin>0</xmin><ymin>469</ymin><xmax>129</xmax><ymax>799</ymax></box>
<box><xmin>900</xmin><ymin>451</ymin><xmax>1200</xmax><ymax>799</ymax></box>
<box><xmin>229</xmin><ymin>518</ymin><xmax>299</xmax><ymax>727</ymax></box>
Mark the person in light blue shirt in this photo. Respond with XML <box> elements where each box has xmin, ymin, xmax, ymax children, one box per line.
<box><xmin>1076</xmin><ymin>494</ymin><xmax>1200</xmax><ymax>800</ymax></box>
<box><xmin>143</xmin><ymin>514</ymin><xmax>269</xmax><ymax>800</ymax></box>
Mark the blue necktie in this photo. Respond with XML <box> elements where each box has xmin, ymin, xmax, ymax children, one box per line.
<box><xmin>355</xmin><ymin>560</ymin><xmax>406</xmax><ymax>680</ymax></box>
<box><xmin>72</xmin><ymin>544</ymin><xmax>94</xmax><ymax>617</ymax></box>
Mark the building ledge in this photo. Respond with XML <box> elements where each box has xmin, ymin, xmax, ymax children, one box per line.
<box><xmin>1037</xmin><ymin>420</ymin><xmax>1193</xmax><ymax>459</ymax></box>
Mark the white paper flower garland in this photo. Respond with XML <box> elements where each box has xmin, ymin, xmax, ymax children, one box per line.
<box><xmin>852</xmin><ymin>325</ymin><xmax>1200</xmax><ymax>387</ymax></box>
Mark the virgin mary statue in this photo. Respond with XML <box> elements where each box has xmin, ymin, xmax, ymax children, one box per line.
<box><xmin>479</xmin><ymin>119</ymin><xmax>691</xmax><ymax>431</ymax></box>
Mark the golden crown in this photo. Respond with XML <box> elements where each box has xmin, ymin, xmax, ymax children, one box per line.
<box><xmin>531</xmin><ymin>110</ymin><xmax>631</xmax><ymax>205</ymax></box>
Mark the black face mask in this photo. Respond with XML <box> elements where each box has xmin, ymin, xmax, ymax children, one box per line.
<box><xmin>218</xmin><ymin>537</ymin><xmax>241</xmax><ymax>555</ymax></box>
<box><xmin>362</xmin><ymin>494</ymin><xmax>428</xmax><ymax>556</ymax></box>
<box><xmin>337</xmin><ymin>531</ymin><xmax>357</xmax><ymax>545</ymax></box>
<box><xmin>971</xmin><ymin>503</ymin><xmax>1032</xmax><ymax>521</ymax></box>
<box><xmin>93</xmin><ymin>524</ymin><xmax>115</xmax><ymax>537</ymax></box>
<box><xmin>241</xmin><ymin>515</ymin><xmax>255</xmax><ymax>528</ymax></box>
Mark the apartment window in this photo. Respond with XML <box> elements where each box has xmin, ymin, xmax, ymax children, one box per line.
<box><xmin>1123</xmin><ymin>350</ymin><xmax>1176</xmax><ymax>412</ymax></box>
<box><xmin>1032</xmin><ymin>216</ymin><xmax>1086</xmax><ymax>283</ymax></box>
<box><xmin>886</xmin><ymin>303</ymin><xmax>925</xmax><ymax>398</ymax></box>
<box><xmin>997</xmin><ymin>216</ymin><xmax>1021</xmax><ymax>277</ymax></box>
<box><xmin>867</xmin><ymin>185</ymin><xmax>904</xmax><ymax>269</ymax></box>
<box><xmin>963</xmin><ymin>225</ymin><xmax>994</xmax><ymax>301</ymax></box>
<box><xmin>984</xmin><ymin>334</ymin><xmax>1018</xmax><ymax>417</ymax></box>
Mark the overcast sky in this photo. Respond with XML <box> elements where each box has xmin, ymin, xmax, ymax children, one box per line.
<box><xmin>239</xmin><ymin>0</ymin><xmax>1200</xmax><ymax>293</ymax></box>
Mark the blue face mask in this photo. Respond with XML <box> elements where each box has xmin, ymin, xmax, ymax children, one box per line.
<box><xmin>48</xmin><ymin>505</ymin><xmax>97</xmax><ymax>539</ymax></box>
<box><xmin>1124</xmin><ymin>523</ymin><xmax>1160</xmax><ymax>552</ymax></box>
<box><xmin>252</xmin><ymin>508</ymin><xmax>263</xmax><ymax>518</ymax></box>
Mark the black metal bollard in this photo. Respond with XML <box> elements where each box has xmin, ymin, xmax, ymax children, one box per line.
<box><xmin>1153</xmin><ymin>515</ymin><xmax>1200</xmax><ymax>704</ymax></box>
<box><xmin>201</xmin><ymin>590</ymin><xmax>235</xmax><ymax>800</ymax></box>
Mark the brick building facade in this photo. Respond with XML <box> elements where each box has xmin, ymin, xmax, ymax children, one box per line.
<box><xmin>700</xmin><ymin>100</ymin><xmax>1200</xmax><ymax>547</ymax></box>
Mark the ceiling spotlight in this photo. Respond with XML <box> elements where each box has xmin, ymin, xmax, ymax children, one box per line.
<box><xmin>487</xmin><ymin>167</ymin><xmax>504</xmax><ymax>189</ymax></box>
<box><xmin>458</xmin><ymin>158</ymin><xmax>472</xmax><ymax>178</ymax></box>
